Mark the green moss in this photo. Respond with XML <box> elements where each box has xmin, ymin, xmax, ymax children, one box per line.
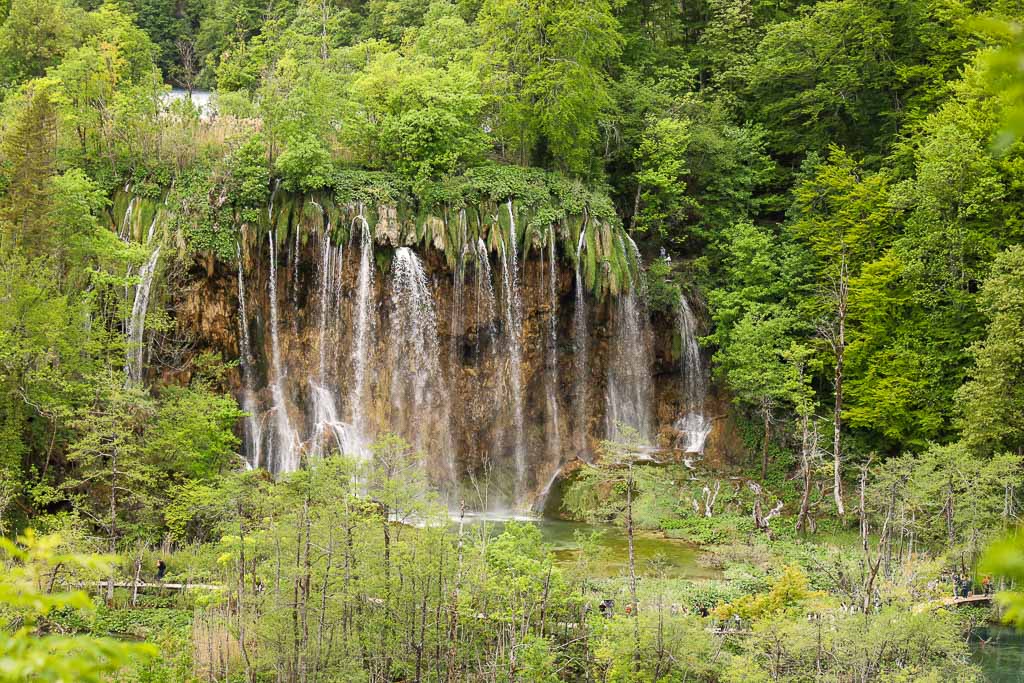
<box><xmin>120</xmin><ymin>164</ymin><xmax>638</xmax><ymax>295</ymax></box>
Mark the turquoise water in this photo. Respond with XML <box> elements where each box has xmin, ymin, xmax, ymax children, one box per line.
<box><xmin>971</xmin><ymin>625</ymin><xmax>1024</xmax><ymax>682</ymax></box>
<box><xmin>460</xmin><ymin>515</ymin><xmax>720</xmax><ymax>580</ymax></box>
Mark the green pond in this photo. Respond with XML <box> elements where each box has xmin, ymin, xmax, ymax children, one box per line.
<box><xmin>971</xmin><ymin>625</ymin><xmax>1024</xmax><ymax>682</ymax></box>
<box><xmin>461</xmin><ymin>515</ymin><xmax>720</xmax><ymax>580</ymax></box>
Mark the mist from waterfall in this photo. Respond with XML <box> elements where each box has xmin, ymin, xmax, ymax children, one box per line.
<box><xmin>605</xmin><ymin>236</ymin><xmax>653</xmax><ymax>441</ymax></box>
<box><xmin>676</xmin><ymin>292</ymin><xmax>711</xmax><ymax>453</ymax></box>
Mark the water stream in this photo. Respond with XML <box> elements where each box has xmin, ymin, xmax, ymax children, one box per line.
<box><xmin>676</xmin><ymin>292</ymin><xmax>712</xmax><ymax>453</ymax></box>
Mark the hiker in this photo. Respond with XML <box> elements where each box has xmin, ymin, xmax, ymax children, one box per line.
<box><xmin>156</xmin><ymin>559</ymin><xmax>167</xmax><ymax>581</ymax></box>
<box><xmin>982</xmin><ymin>575</ymin><xmax>992</xmax><ymax>595</ymax></box>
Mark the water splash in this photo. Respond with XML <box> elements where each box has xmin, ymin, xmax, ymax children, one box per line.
<box><xmin>676</xmin><ymin>293</ymin><xmax>711</xmax><ymax>453</ymax></box>
<box><xmin>268</xmin><ymin>229</ymin><xmax>300</xmax><ymax>472</ymax></box>
<box><xmin>499</xmin><ymin>201</ymin><xmax>526</xmax><ymax>498</ymax></box>
<box><xmin>605</xmin><ymin>235</ymin><xmax>653</xmax><ymax>440</ymax></box>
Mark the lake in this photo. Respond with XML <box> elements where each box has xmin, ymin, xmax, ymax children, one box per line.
<box><xmin>971</xmin><ymin>625</ymin><xmax>1024</xmax><ymax>682</ymax></box>
<box><xmin>459</xmin><ymin>514</ymin><xmax>720</xmax><ymax>580</ymax></box>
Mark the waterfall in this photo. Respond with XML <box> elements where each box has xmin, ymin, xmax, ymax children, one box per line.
<box><xmin>236</xmin><ymin>245</ymin><xmax>262</xmax><ymax>469</ymax></box>
<box><xmin>125</xmin><ymin>245</ymin><xmax>160</xmax><ymax>383</ymax></box>
<box><xmin>676</xmin><ymin>293</ymin><xmax>711</xmax><ymax>453</ymax></box>
<box><xmin>268</xmin><ymin>229</ymin><xmax>300</xmax><ymax>472</ymax></box>
<box><xmin>389</xmin><ymin>247</ymin><xmax>453</xmax><ymax>479</ymax></box>
<box><xmin>573</xmin><ymin>225</ymin><xmax>589</xmax><ymax>454</ymax></box>
<box><xmin>119</xmin><ymin>196</ymin><xmax>136</xmax><ymax>241</ymax></box>
<box><xmin>474</xmin><ymin>238</ymin><xmax>496</xmax><ymax>354</ymax></box>
<box><xmin>534</xmin><ymin>228</ymin><xmax>564</xmax><ymax>512</ymax></box>
<box><xmin>450</xmin><ymin>210</ymin><xmax>467</xmax><ymax>370</ymax></box>
<box><xmin>348</xmin><ymin>208</ymin><xmax>375</xmax><ymax>442</ymax></box>
<box><xmin>315</xmin><ymin>218</ymin><xmax>342</xmax><ymax>383</ymax></box>
<box><xmin>605</xmin><ymin>236</ymin><xmax>653</xmax><ymax>440</ymax></box>
<box><xmin>308</xmin><ymin>214</ymin><xmax>356</xmax><ymax>459</ymax></box>
<box><xmin>499</xmin><ymin>201</ymin><xmax>526</xmax><ymax>497</ymax></box>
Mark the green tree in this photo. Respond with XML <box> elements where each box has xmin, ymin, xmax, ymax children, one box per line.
<box><xmin>957</xmin><ymin>245</ymin><xmax>1024</xmax><ymax>456</ymax></box>
<box><xmin>0</xmin><ymin>530</ymin><xmax>156</xmax><ymax>682</ymax></box>
<box><xmin>475</xmin><ymin>0</ymin><xmax>623</xmax><ymax>174</ymax></box>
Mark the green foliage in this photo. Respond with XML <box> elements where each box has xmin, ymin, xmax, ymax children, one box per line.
<box><xmin>714</xmin><ymin>565</ymin><xmax>822</xmax><ymax>620</ymax></box>
<box><xmin>981</xmin><ymin>527</ymin><xmax>1024</xmax><ymax>628</ymax></box>
<box><xmin>0</xmin><ymin>531</ymin><xmax>156</xmax><ymax>681</ymax></box>
<box><xmin>643</xmin><ymin>257</ymin><xmax>681</xmax><ymax>315</ymax></box>
<box><xmin>475</xmin><ymin>0</ymin><xmax>623</xmax><ymax>174</ymax></box>
<box><xmin>956</xmin><ymin>245</ymin><xmax>1024</xmax><ymax>455</ymax></box>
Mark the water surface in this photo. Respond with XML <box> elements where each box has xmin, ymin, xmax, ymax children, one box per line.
<box><xmin>460</xmin><ymin>514</ymin><xmax>719</xmax><ymax>580</ymax></box>
<box><xmin>971</xmin><ymin>625</ymin><xmax>1024</xmax><ymax>682</ymax></box>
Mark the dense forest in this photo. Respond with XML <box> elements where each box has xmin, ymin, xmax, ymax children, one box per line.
<box><xmin>2</xmin><ymin>0</ymin><xmax>1024</xmax><ymax>679</ymax></box>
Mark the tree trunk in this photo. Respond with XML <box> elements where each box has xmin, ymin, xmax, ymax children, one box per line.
<box><xmin>626</xmin><ymin>464</ymin><xmax>640</xmax><ymax>675</ymax></box>
<box><xmin>761</xmin><ymin>403</ymin><xmax>771</xmax><ymax>482</ymax></box>
<box><xmin>237</xmin><ymin>505</ymin><xmax>255</xmax><ymax>683</ymax></box>
<box><xmin>107</xmin><ymin>448</ymin><xmax>117</xmax><ymax>605</ymax></box>
<box><xmin>833</xmin><ymin>257</ymin><xmax>848</xmax><ymax>516</ymax></box>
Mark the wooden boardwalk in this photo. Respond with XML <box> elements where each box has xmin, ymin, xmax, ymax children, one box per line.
<box><xmin>87</xmin><ymin>581</ymin><xmax>224</xmax><ymax>592</ymax></box>
<box><xmin>913</xmin><ymin>594</ymin><xmax>993</xmax><ymax>613</ymax></box>
<box><xmin>938</xmin><ymin>594</ymin><xmax>993</xmax><ymax>607</ymax></box>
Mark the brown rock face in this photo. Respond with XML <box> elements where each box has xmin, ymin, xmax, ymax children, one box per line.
<box><xmin>169</xmin><ymin>205</ymin><xmax>728</xmax><ymax>509</ymax></box>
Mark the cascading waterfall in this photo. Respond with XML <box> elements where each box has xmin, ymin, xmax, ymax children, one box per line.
<box><xmin>309</xmin><ymin>213</ymin><xmax>356</xmax><ymax>458</ymax></box>
<box><xmin>119</xmin><ymin>196</ymin><xmax>137</xmax><ymax>241</ymax></box>
<box><xmin>389</xmin><ymin>247</ymin><xmax>454</xmax><ymax>480</ymax></box>
<box><xmin>209</xmin><ymin>187</ymin><xmax>716</xmax><ymax>500</ymax></box>
<box><xmin>605</xmin><ymin>235</ymin><xmax>653</xmax><ymax>440</ymax></box>
<box><xmin>236</xmin><ymin>245</ymin><xmax>262</xmax><ymax>469</ymax></box>
<box><xmin>498</xmin><ymin>201</ymin><xmax>526</xmax><ymax>498</ymax></box>
<box><xmin>676</xmin><ymin>292</ymin><xmax>711</xmax><ymax>453</ymax></box>
<box><xmin>125</xmin><ymin>246</ymin><xmax>161</xmax><ymax>383</ymax></box>
<box><xmin>268</xmin><ymin>229</ymin><xmax>300</xmax><ymax>472</ymax></box>
<box><xmin>348</xmin><ymin>208</ymin><xmax>375</xmax><ymax>442</ymax></box>
<box><xmin>124</xmin><ymin>199</ymin><xmax>164</xmax><ymax>385</ymax></box>
<box><xmin>573</xmin><ymin>225</ymin><xmax>589</xmax><ymax>454</ymax></box>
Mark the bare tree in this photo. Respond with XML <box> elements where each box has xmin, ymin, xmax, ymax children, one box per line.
<box><xmin>818</xmin><ymin>254</ymin><xmax>849</xmax><ymax>516</ymax></box>
<box><xmin>173</xmin><ymin>38</ymin><xmax>199</xmax><ymax>97</ymax></box>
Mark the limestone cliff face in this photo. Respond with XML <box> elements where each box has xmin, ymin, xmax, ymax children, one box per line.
<box><xmin>158</xmin><ymin>194</ymin><xmax>728</xmax><ymax>508</ymax></box>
